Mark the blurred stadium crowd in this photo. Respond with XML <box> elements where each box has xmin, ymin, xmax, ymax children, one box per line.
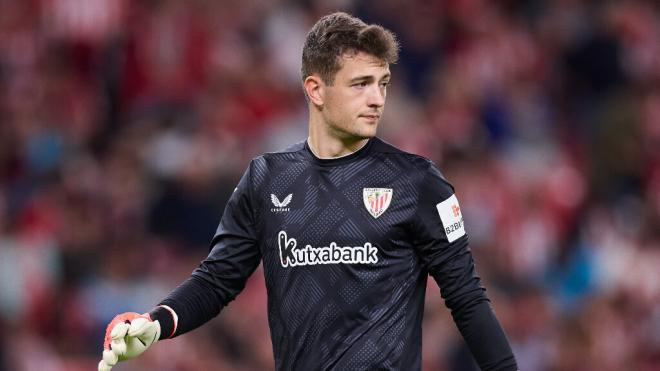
<box><xmin>0</xmin><ymin>0</ymin><xmax>659</xmax><ymax>370</ymax></box>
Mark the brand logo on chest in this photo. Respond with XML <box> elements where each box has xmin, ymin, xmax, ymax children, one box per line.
<box><xmin>270</xmin><ymin>194</ymin><xmax>292</xmax><ymax>212</ymax></box>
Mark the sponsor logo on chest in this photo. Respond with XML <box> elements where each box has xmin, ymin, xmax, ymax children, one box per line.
<box><xmin>277</xmin><ymin>231</ymin><xmax>378</xmax><ymax>268</ymax></box>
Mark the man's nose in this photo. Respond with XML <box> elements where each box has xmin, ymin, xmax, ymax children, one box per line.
<box><xmin>367</xmin><ymin>85</ymin><xmax>385</xmax><ymax>107</ymax></box>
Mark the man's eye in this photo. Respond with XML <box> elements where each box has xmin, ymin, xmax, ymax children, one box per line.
<box><xmin>355</xmin><ymin>82</ymin><xmax>368</xmax><ymax>88</ymax></box>
<box><xmin>380</xmin><ymin>81</ymin><xmax>390</xmax><ymax>88</ymax></box>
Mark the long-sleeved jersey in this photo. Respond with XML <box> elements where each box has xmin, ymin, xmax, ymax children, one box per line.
<box><xmin>151</xmin><ymin>137</ymin><xmax>518</xmax><ymax>370</ymax></box>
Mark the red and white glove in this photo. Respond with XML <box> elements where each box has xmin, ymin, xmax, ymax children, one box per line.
<box><xmin>98</xmin><ymin>312</ymin><xmax>161</xmax><ymax>371</ymax></box>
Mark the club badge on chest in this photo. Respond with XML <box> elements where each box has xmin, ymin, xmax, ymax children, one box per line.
<box><xmin>363</xmin><ymin>188</ymin><xmax>393</xmax><ymax>218</ymax></box>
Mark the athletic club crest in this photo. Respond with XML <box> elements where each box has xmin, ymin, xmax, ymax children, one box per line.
<box><xmin>363</xmin><ymin>188</ymin><xmax>393</xmax><ymax>218</ymax></box>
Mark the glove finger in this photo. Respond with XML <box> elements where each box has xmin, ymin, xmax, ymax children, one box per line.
<box><xmin>127</xmin><ymin>317</ymin><xmax>151</xmax><ymax>337</ymax></box>
<box><xmin>111</xmin><ymin>337</ymin><xmax>127</xmax><ymax>356</ymax></box>
<box><xmin>130</xmin><ymin>318</ymin><xmax>161</xmax><ymax>346</ymax></box>
<box><xmin>102</xmin><ymin>349</ymin><xmax>118</xmax><ymax>366</ymax></box>
<box><xmin>110</xmin><ymin>322</ymin><xmax>130</xmax><ymax>340</ymax></box>
<box><xmin>125</xmin><ymin>336</ymin><xmax>148</xmax><ymax>356</ymax></box>
<box><xmin>138</xmin><ymin>326</ymin><xmax>160</xmax><ymax>349</ymax></box>
<box><xmin>98</xmin><ymin>359</ymin><xmax>113</xmax><ymax>371</ymax></box>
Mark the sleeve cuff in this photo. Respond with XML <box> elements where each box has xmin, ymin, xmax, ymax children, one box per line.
<box><xmin>149</xmin><ymin>305</ymin><xmax>178</xmax><ymax>340</ymax></box>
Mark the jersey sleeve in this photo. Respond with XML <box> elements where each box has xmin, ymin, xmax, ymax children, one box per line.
<box><xmin>153</xmin><ymin>161</ymin><xmax>262</xmax><ymax>339</ymax></box>
<box><xmin>411</xmin><ymin>162</ymin><xmax>518</xmax><ymax>371</ymax></box>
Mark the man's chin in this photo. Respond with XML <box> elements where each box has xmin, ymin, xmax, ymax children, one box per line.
<box><xmin>360</xmin><ymin>128</ymin><xmax>378</xmax><ymax>139</ymax></box>
<box><xmin>355</xmin><ymin>123</ymin><xmax>379</xmax><ymax>138</ymax></box>
<box><xmin>334</xmin><ymin>122</ymin><xmax>378</xmax><ymax>141</ymax></box>
<box><xmin>351</xmin><ymin>132</ymin><xmax>376</xmax><ymax>141</ymax></box>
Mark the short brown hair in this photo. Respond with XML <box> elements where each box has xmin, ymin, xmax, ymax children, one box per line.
<box><xmin>301</xmin><ymin>12</ymin><xmax>399</xmax><ymax>85</ymax></box>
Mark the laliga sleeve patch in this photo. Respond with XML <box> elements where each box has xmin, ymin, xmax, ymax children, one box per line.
<box><xmin>436</xmin><ymin>194</ymin><xmax>466</xmax><ymax>243</ymax></box>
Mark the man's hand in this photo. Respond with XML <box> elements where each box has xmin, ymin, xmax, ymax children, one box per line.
<box><xmin>98</xmin><ymin>312</ymin><xmax>161</xmax><ymax>371</ymax></box>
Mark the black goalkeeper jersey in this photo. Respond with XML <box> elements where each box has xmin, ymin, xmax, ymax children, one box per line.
<box><xmin>154</xmin><ymin>137</ymin><xmax>517</xmax><ymax>371</ymax></box>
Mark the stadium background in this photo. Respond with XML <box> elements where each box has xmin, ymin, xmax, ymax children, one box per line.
<box><xmin>0</xmin><ymin>0</ymin><xmax>659</xmax><ymax>370</ymax></box>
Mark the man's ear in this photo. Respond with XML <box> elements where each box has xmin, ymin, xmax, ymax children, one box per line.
<box><xmin>304</xmin><ymin>75</ymin><xmax>324</xmax><ymax>106</ymax></box>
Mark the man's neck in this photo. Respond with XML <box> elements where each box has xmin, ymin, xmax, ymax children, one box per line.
<box><xmin>307</xmin><ymin>119</ymin><xmax>369</xmax><ymax>159</ymax></box>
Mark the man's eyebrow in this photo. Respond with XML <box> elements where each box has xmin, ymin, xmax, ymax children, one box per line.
<box><xmin>349</xmin><ymin>75</ymin><xmax>375</xmax><ymax>83</ymax></box>
<box><xmin>349</xmin><ymin>73</ymin><xmax>391</xmax><ymax>83</ymax></box>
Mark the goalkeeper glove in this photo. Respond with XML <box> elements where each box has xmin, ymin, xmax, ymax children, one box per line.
<box><xmin>98</xmin><ymin>312</ymin><xmax>161</xmax><ymax>371</ymax></box>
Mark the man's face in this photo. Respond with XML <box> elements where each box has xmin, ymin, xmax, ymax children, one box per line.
<box><xmin>319</xmin><ymin>52</ymin><xmax>390</xmax><ymax>140</ymax></box>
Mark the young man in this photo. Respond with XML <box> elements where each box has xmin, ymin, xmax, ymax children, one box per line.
<box><xmin>99</xmin><ymin>12</ymin><xmax>518</xmax><ymax>371</ymax></box>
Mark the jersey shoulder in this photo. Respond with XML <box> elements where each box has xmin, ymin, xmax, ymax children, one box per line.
<box><xmin>371</xmin><ymin>138</ymin><xmax>439</xmax><ymax>174</ymax></box>
<box><xmin>257</xmin><ymin>140</ymin><xmax>306</xmax><ymax>161</ymax></box>
<box><xmin>246</xmin><ymin>140</ymin><xmax>307</xmax><ymax>189</ymax></box>
<box><xmin>372</xmin><ymin>138</ymin><xmax>455</xmax><ymax>194</ymax></box>
<box><xmin>250</xmin><ymin>140</ymin><xmax>306</xmax><ymax>169</ymax></box>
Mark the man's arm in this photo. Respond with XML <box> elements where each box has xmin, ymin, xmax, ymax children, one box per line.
<box><xmin>150</xmin><ymin>222</ymin><xmax>263</xmax><ymax>339</ymax></box>
<box><xmin>423</xmin><ymin>235</ymin><xmax>516</xmax><ymax>370</ymax></box>
<box><xmin>99</xmin><ymin>161</ymin><xmax>262</xmax><ymax>370</ymax></box>
<box><xmin>412</xmin><ymin>162</ymin><xmax>517</xmax><ymax>371</ymax></box>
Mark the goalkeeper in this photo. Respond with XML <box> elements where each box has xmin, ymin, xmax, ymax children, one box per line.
<box><xmin>100</xmin><ymin>11</ymin><xmax>518</xmax><ymax>371</ymax></box>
